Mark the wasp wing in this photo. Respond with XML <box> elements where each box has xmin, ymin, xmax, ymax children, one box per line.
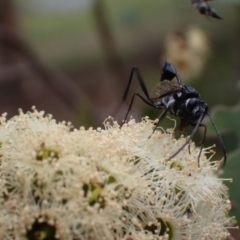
<box><xmin>150</xmin><ymin>80</ymin><xmax>181</xmax><ymax>103</ymax></box>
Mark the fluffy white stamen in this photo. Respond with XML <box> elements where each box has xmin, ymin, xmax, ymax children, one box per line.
<box><xmin>0</xmin><ymin>109</ymin><xmax>235</xmax><ymax>240</ymax></box>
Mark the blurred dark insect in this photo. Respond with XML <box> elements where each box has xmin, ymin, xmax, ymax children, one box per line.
<box><xmin>122</xmin><ymin>61</ymin><xmax>227</xmax><ymax>167</ymax></box>
<box><xmin>191</xmin><ymin>0</ymin><xmax>222</xmax><ymax>19</ymax></box>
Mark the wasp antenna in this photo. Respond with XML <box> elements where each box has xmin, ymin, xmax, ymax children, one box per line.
<box><xmin>207</xmin><ymin>113</ymin><xmax>227</xmax><ymax>167</ymax></box>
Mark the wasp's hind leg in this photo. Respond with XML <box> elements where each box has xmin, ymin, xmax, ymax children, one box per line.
<box><xmin>189</xmin><ymin>123</ymin><xmax>207</xmax><ymax>167</ymax></box>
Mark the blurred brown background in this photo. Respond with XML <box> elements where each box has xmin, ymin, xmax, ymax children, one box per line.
<box><xmin>0</xmin><ymin>0</ymin><xmax>240</xmax><ymax>237</ymax></box>
<box><xmin>1</xmin><ymin>0</ymin><xmax>239</xmax><ymax>126</ymax></box>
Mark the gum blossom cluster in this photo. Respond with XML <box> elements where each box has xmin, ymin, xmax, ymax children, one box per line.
<box><xmin>0</xmin><ymin>108</ymin><xmax>233</xmax><ymax>240</ymax></box>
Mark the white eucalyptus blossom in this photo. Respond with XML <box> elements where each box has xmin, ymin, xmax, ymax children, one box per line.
<box><xmin>0</xmin><ymin>108</ymin><xmax>235</xmax><ymax>240</ymax></box>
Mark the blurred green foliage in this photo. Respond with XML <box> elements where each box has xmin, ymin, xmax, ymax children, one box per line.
<box><xmin>206</xmin><ymin>103</ymin><xmax>240</xmax><ymax>224</ymax></box>
<box><xmin>223</xmin><ymin>151</ymin><xmax>240</xmax><ymax>225</ymax></box>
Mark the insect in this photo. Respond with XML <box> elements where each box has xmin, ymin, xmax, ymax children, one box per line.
<box><xmin>191</xmin><ymin>0</ymin><xmax>222</xmax><ymax>19</ymax></box>
<box><xmin>122</xmin><ymin>61</ymin><xmax>227</xmax><ymax>167</ymax></box>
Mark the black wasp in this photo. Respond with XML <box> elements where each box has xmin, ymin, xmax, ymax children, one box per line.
<box><xmin>122</xmin><ymin>61</ymin><xmax>227</xmax><ymax>167</ymax></box>
<box><xmin>191</xmin><ymin>0</ymin><xmax>222</xmax><ymax>19</ymax></box>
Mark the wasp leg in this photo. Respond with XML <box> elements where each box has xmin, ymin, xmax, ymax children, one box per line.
<box><xmin>122</xmin><ymin>92</ymin><xmax>155</xmax><ymax>126</ymax></box>
<box><xmin>123</xmin><ymin>66</ymin><xmax>152</xmax><ymax>104</ymax></box>
<box><xmin>120</xmin><ymin>66</ymin><xmax>155</xmax><ymax>126</ymax></box>
<box><xmin>166</xmin><ymin>114</ymin><xmax>205</xmax><ymax>165</ymax></box>
<box><xmin>149</xmin><ymin>108</ymin><xmax>169</xmax><ymax>138</ymax></box>
<box><xmin>190</xmin><ymin>123</ymin><xmax>207</xmax><ymax>167</ymax></box>
<box><xmin>207</xmin><ymin>113</ymin><xmax>227</xmax><ymax>167</ymax></box>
